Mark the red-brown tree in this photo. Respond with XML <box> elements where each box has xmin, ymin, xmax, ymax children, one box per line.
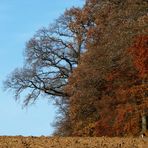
<box><xmin>65</xmin><ymin>0</ymin><xmax>148</xmax><ymax>136</ymax></box>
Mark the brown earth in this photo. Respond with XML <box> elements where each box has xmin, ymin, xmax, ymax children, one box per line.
<box><xmin>0</xmin><ymin>136</ymin><xmax>148</xmax><ymax>148</ymax></box>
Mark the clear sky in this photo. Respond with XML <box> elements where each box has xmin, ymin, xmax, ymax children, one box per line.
<box><xmin>0</xmin><ymin>0</ymin><xmax>84</xmax><ymax>136</ymax></box>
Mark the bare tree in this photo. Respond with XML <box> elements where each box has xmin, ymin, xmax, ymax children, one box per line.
<box><xmin>3</xmin><ymin>6</ymin><xmax>96</xmax><ymax>135</ymax></box>
<box><xmin>4</xmin><ymin>8</ymin><xmax>86</xmax><ymax>106</ymax></box>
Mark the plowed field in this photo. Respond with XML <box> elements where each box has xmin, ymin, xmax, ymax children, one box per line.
<box><xmin>0</xmin><ymin>136</ymin><xmax>148</xmax><ymax>148</ymax></box>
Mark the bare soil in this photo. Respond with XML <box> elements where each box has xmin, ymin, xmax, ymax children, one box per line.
<box><xmin>0</xmin><ymin>136</ymin><xmax>148</xmax><ymax>148</ymax></box>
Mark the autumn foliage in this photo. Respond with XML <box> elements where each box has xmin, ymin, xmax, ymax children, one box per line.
<box><xmin>4</xmin><ymin>0</ymin><xmax>148</xmax><ymax>137</ymax></box>
<box><xmin>64</xmin><ymin>0</ymin><xmax>148</xmax><ymax>136</ymax></box>
<box><xmin>128</xmin><ymin>35</ymin><xmax>148</xmax><ymax>78</ymax></box>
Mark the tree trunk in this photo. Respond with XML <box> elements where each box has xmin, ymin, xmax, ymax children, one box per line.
<box><xmin>142</xmin><ymin>115</ymin><xmax>147</xmax><ymax>133</ymax></box>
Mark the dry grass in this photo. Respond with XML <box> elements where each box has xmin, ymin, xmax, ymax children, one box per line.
<box><xmin>0</xmin><ymin>136</ymin><xmax>148</xmax><ymax>148</ymax></box>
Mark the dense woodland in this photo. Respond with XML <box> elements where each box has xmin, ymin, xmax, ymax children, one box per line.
<box><xmin>4</xmin><ymin>0</ymin><xmax>148</xmax><ymax>136</ymax></box>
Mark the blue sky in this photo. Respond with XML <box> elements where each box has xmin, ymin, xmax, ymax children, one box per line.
<box><xmin>0</xmin><ymin>0</ymin><xmax>84</xmax><ymax>136</ymax></box>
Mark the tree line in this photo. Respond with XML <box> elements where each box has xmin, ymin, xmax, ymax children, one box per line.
<box><xmin>4</xmin><ymin>0</ymin><xmax>148</xmax><ymax>136</ymax></box>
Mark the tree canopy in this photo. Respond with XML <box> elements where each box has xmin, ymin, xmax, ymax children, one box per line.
<box><xmin>4</xmin><ymin>7</ymin><xmax>86</xmax><ymax>106</ymax></box>
<box><xmin>4</xmin><ymin>0</ymin><xmax>148</xmax><ymax>136</ymax></box>
<box><xmin>65</xmin><ymin>0</ymin><xmax>148</xmax><ymax>136</ymax></box>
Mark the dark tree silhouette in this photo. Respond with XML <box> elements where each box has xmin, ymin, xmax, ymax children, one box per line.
<box><xmin>4</xmin><ymin>6</ymin><xmax>89</xmax><ymax>136</ymax></box>
<box><xmin>4</xmin><ymin>7</ymin><xmax>86</xmax><ymax>106</ymax></box>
